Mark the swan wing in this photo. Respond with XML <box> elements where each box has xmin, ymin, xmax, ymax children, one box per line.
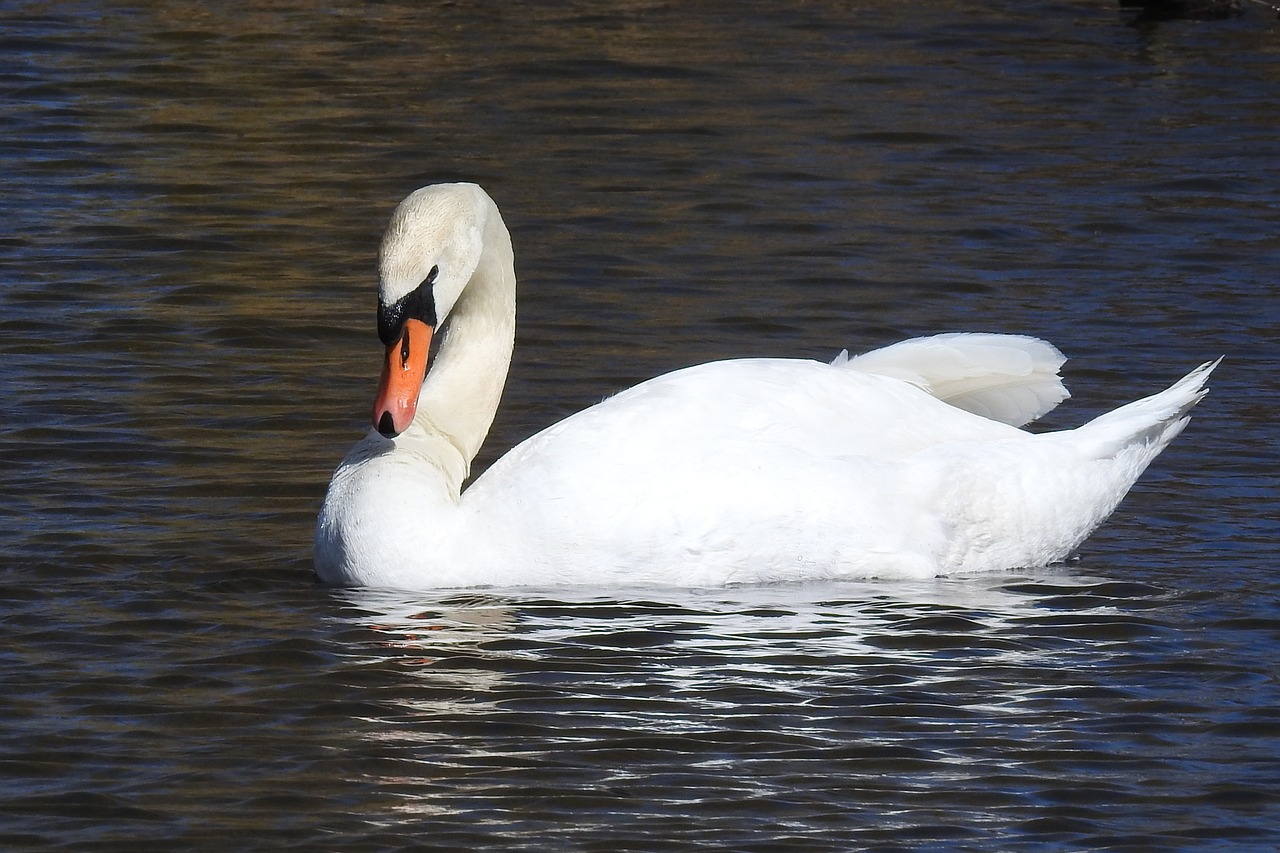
<box><xmin>456</xmin><ymin>357</ymin><xmax>1027</xmax><ymax>583</ymax></box>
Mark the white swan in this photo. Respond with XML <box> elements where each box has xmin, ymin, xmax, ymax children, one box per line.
<box><xmin>315</xmin><ymin>183</ymin><xmax>1217</xmax><ymax>589</ymax></box>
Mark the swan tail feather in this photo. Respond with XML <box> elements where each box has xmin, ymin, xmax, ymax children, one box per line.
<box><xmin>1068</xmin><ymin>358</ymin><xmax>1219</xmax><ymax>461</ymax></box>
<box><xmin>934</xmin><ymin>358</ymin><xmax>1218</xmax><ymax>573</ymax></box>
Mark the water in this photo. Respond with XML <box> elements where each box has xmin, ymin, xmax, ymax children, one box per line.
<box><xmin>1</xmin><ymin>1</ymin><xmax>1277</xmax><ymax>850</ymax></box>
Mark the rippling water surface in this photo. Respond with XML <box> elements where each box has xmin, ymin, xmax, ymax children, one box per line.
<box><xmin>1</xmin><ymin>2</ymin><xmax>1277</xmax><ymax>850</ymax></box>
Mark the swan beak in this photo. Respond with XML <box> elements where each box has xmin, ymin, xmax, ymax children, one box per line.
<box><xmin>372</xmin><ymin>318</ymin><xmax>433</xmax><ymax>438</ymax></box>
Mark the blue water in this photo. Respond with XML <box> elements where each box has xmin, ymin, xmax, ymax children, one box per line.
<box><xmin>0</xmin><ymin>2</ymin><xmax>1277</xmax><ymax>850</ymax></box>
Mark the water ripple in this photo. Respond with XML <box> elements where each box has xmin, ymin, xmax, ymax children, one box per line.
<box><xmin>1</xmin><ymin>1</ymin><xmax>1277</xmax><ymax>850</ymax></box>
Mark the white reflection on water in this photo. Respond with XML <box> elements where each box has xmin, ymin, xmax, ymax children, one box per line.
<box><xmin>325</xmin><ymin>572</ymin><xmax>1243</xmax><ymax>843</ymax></box>
<box><xmin>327</xmin><ymin>571</ymin><xmax>1172</xmax><ymax>824</ymax></box>
<box><xmin>332</xmin><ymin>570</ymin><xmax>1130</xmax><ymax>659</ymax></box>
<box><xmin>329</xmin><ymin>570</ymin><xmax>1145</xmax><ymax>732</ymax></box>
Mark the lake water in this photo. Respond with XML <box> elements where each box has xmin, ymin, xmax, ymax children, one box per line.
<box><xmin>1</xmin><ymin>2</ymin><xmax>1278</xmax><ymax>850</ymax></box>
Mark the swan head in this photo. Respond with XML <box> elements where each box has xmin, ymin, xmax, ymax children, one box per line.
<box><xmin>371</xmin><ymin>183</ymin><xmax>493</xmax><ymax>438</ymax></box>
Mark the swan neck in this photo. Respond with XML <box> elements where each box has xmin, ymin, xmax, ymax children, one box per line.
<box><xmin>412</xmin><ymin>208</ymin><xmax>516</xmax><ymax>476</ymax></box>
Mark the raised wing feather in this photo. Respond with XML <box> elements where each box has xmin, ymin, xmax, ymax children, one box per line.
<box><xmin>837</xmin><ymin>333</ymin><xmax>1069</xmax><ymax>427</ymax></box>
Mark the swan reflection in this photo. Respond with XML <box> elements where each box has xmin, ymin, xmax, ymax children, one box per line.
<box><xmin>327</xmin><ymin>571</ymin><xmax>1177</xmax><ymax>822</ymax></box>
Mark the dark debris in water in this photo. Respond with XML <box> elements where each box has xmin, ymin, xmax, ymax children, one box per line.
<box><xmin>1120</xmin><ymin>0</ymin><xmax>1280</xmax><ymax>20</ymax></box>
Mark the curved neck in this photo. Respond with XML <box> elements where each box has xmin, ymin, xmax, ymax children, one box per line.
<box><xmin>407</xmin><ymin>209</ymin><xmax>516</xmax><ymax>484</ymax></box>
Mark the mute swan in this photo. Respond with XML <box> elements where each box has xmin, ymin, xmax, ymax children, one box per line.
<box><xmin>315</xmin><ymin>183</ymin><xmax>1216</xmax><ymax>589</ymax></box>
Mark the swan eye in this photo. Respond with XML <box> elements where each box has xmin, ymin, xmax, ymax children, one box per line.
<box><xmin>377</xmin><ymin>270</ymin><xmax>439</xmax><ymax>345</ymax></box>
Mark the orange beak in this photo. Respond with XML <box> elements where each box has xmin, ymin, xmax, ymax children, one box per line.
<box><xmin>372</xmin><ymin>318</ymin><xmax>432</xmax><ymax>437</ymax></box>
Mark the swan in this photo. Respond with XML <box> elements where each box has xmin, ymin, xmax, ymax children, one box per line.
<box><xmin>315</xmin><ymin>182</ymin><xmax>1217</xmax><ymax>589</ymax></box>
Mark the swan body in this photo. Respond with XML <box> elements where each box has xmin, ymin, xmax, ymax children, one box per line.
<box><xmin>315</xmin><ymin>183</ymin><xmax>1216</xmax><ymax>589</ymax></box>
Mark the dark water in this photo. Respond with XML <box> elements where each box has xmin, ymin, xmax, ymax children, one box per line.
<box><xmin>2</xmin><ymin>2</ymin><xmax>1278</xmax><ymax>850</ymax></box>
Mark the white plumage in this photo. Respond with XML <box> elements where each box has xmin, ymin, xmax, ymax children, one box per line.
<box><xmin>315</xmin><ymin>183</ymin><xmax>1216</xmax><ymax>589</ymax></box>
